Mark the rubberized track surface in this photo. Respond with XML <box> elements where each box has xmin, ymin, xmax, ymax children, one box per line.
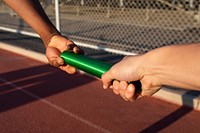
<box><xmin>0</xmin><ymin>48</ymin><xmax>200</xmax><ymax>133</ymax></box>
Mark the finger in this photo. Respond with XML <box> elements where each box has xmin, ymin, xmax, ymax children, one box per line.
<box><xmin>113</xmin><ymin>89</ymin><xmax>120</xmax><ymax>95</ymax></box>
<box><xmin>119</xmin><ymin>81</ymin><xmax>128</xmax><ymax>101</ymax></box>
<box><xmin>101</xmin><ymin>71</ymin><xmax>114</xmax><ymax>89</ymax></box>
<box><xmin>125</xmin><ymin>84</ymin><xmax>135</xmax><ymax>101</ymax></box>
<box><xmin>57</xmin><ymin>57</ymin><xmax>64</xmax><ymax>65</ymax></box>
<box><xmin>59</xmin><ymin>65</ymin><xmax>76</xmax><ymax>74</ymax></box>
<box><xmin>64</xmin><ymin>43</ymin><xmax>84</xmax><ymax>54</ymax></box>
<box><xmin>66</xmin><ymin>43</ymin><xmax>77</xmax><ymax>51</ymax></box>
<box><xmin>46</xmin><ymin>47</ymin><xmax>62</xmax><ymax>67</ymax></box>
<box><xmin>112</xmin><ymin>80</ymin><xmax>120</xmax><ymax>94</ymax></box>
<box><xmin>119</xmin><ymin>81</ymin><xmax>128</xmax><ymax>95</ymax></box>
<box><xmin>49</xmin><ymin>57</ymin><xmax>64</xmax><ymax>67</ymax></box>
<box><xmin>73</xmin><ymin>46</ymin><xmax>84</xmax><ymax>54</ymax></box>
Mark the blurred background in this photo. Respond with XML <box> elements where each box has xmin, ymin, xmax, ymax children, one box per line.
<box><xmin>0</xmin><ymin>0</ymin><xmax>200</xmax><ymax>55</ymax></box>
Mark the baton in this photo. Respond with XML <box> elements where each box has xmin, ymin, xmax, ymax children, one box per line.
<box><xmin>61</xmin><ymin>51</ymin><xmax>141</xmax><ymax>92</ymax></box>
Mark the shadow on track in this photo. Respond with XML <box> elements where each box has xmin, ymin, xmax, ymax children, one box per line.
<box><xmin>0</xmin><ymin>64</ymin><xmax>95</xmax><ymax>112</ymax></box>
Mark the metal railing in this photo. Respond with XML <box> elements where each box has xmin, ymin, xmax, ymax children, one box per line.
<box><xmin>0</xmin><ymin>0</ymin><xmax>200</xmax><ymax>55</ymax></box>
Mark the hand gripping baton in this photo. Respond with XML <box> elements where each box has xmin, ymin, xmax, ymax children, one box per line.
<box><xmin>61</xmin><ymin>51</ymin><xmax>141</xmax><ymax>92</ymax></box>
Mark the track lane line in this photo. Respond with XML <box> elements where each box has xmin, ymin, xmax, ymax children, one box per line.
<box><xmin>0</xmin><ymin>77</ymin><xmax>112</xmax><ymax>133</ymax></box>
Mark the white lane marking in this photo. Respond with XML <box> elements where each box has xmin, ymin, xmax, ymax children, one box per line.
<box><xmin>0</xmin><ymin>72</ymin><xmax>51</xmax><ymax>87</ymax></box>
<box><xmin>0</xmin><ymin>82</ymin><xmax>41</xmax><ymax>95</ymax></box>
<box><xmin>0</xmin><ymin>77</ymin><xmax>112</xmax><ymax>133</ymax></box>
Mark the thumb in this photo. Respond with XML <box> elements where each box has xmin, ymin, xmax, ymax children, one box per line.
<box><xmin>101</xmin><ymin>71</ymin><xmax>114</xmax><ymax>89</ymax></box>
<box><xmin>46</xmin><ymin>47</ymin><xmax>64</xmax><ymax>67</ymax></box>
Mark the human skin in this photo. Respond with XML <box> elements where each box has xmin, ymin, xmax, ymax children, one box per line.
<box><xmin>102</xmin><ymin>43</ymin><xmax>200</xmax><ymax>101</ymax></box>
<box><xmin>3</xmin><ymin>0</ymin><xmax>83</xmax><ymax>74</ymax></box>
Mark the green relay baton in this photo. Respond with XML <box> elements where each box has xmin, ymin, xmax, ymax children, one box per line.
<box><xmin>61</xmin><ymin>51</ymin><xmax>141</xmax><ymax>92</ymax></box>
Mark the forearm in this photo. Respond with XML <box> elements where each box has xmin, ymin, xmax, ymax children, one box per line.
<box><xmin>3</xmin><ymin>0</ymin><xmax>60</xmax><ymax>46</ymax></box>
<box><xmin>143</xmin><ymin>43</ymin><xmax>200</xmax><ymax>90</ymax></box>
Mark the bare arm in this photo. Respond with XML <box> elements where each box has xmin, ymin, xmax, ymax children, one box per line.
<box><xmin>102</xmin><ymin>43</ymin><xmax>200</xmax><ymax>101</ymax></box>
<box><xmin>145</xmin><ymin>43</ymin><xmax>200</xmax><ymax>90</ymax></box>
<box><xmin>3</xmin><ymin>0</ymin><xmax>83</xmax><ymax>74</ymax></box>
<box><xmin>3</xmin><ymin>0</ymin><xmax>59</xmax><ymax>46</ymax></box>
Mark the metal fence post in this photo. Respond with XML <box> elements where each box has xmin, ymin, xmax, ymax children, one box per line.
<box><xmin>106</xmin><ymin>0</ymin><xmax>110</xmax><ymax>18</ymax></box>
<box><xmin>55</xmin><ymin>0</ymin><xmax>60</xmax><ymax>31</ymax></box>
<box><xmin>120</xmin><ymin>0</ymin><xmax>123</xmax><ymax>7</ymax></box>
<box><xmin>198</xmin><ymin>4</ymin><xmax>200</xmax><ymax>23</ymax></box>
<box><xmin>81</xmin><ymin>0</ymin><xmax>84</xmax><ymax>6</ymax></box>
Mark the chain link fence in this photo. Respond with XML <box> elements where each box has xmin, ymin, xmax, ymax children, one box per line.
<box><xmin>0</xmin><ymin>0</ymin><xmax>200</xmax><ymax>54</ymax></box>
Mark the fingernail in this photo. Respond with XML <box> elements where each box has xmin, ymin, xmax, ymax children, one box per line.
<box><xmin>127</xmin><ymin>86</ymin><xmax>133</xmax><ymax>93</ymax></box>
<box><xmin>103</xmin><ymin>85</ymin><xmax>107</xmax><ymax>89</ymax></box>
<box><xmin>121</xmin><ymin>82</ymin><xmax>126</xmax><ymax>90</ymax></box>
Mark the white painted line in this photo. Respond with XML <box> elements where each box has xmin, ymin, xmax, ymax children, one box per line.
<box><xmin>0</xmin><ymin>82</ymin><xmax>41</xmax><ymax>96</ymax></box>
<box><xmin>0</xmin><ymin>26</ymin><xmax>39</xmax><ymax>37</ymax></box>
<box><xmin>0</xmin><ymin>72</ymin><xmax>51</xmax><ymax>87</ymax></box>
<box><xmin>0</xmin><ymin>26</ymin><xmax>136</xmax><ymax>55</ymax></box>
<box><xmin>0</xmin><ymin>42</ymin><xmax>48</xmax><ymax>63</ymax></box>
<box><xmin>0</xmin><ymin>77</ymin><xmax>112</xmax><ymax>133</ymax></box>
<box><xmin>74</xmin><ymin>40</ymin><xmax>137</xmax><ymax>55</ymax></box>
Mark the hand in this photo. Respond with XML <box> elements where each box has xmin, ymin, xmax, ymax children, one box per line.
<box><xmin>45</xmin><ymin>35</ymin><xmax>84</xmax><ymax>74</ymax></box>
<box><xmin>101</xmin><ymin>55</ymin><xmax>161</xmax><ymax>101</ymax></box>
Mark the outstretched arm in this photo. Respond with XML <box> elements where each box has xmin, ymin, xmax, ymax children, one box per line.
<box><xmin>3</xmin><ymin>0</ymin><xmax>83</xmax><ymax>74</ymax></box>
<box><xmin>4</xmin><ymin>0</ymin><xmax>58</xmax><ymax>45</ymax></box>
<box><xmin>102</xmin><ymin>43</ymin><xmax>200</xmax><ymax>101</ymax></box>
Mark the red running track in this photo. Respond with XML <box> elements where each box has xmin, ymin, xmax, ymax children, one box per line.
<box><xmin>0</xmin><ymin>48</ymin><xmax>200</xmax><ymax>133</ymax></box>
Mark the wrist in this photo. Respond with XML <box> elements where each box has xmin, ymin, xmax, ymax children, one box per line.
<box><xmin>141</xmin><ymin>46</ymin><xmax>171</xmax><ymax>86</ymax></box>
<box><xmin>41</xmin><ymin>31</ymin><xmax>61</xmax><ymax>47</ymax></box>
